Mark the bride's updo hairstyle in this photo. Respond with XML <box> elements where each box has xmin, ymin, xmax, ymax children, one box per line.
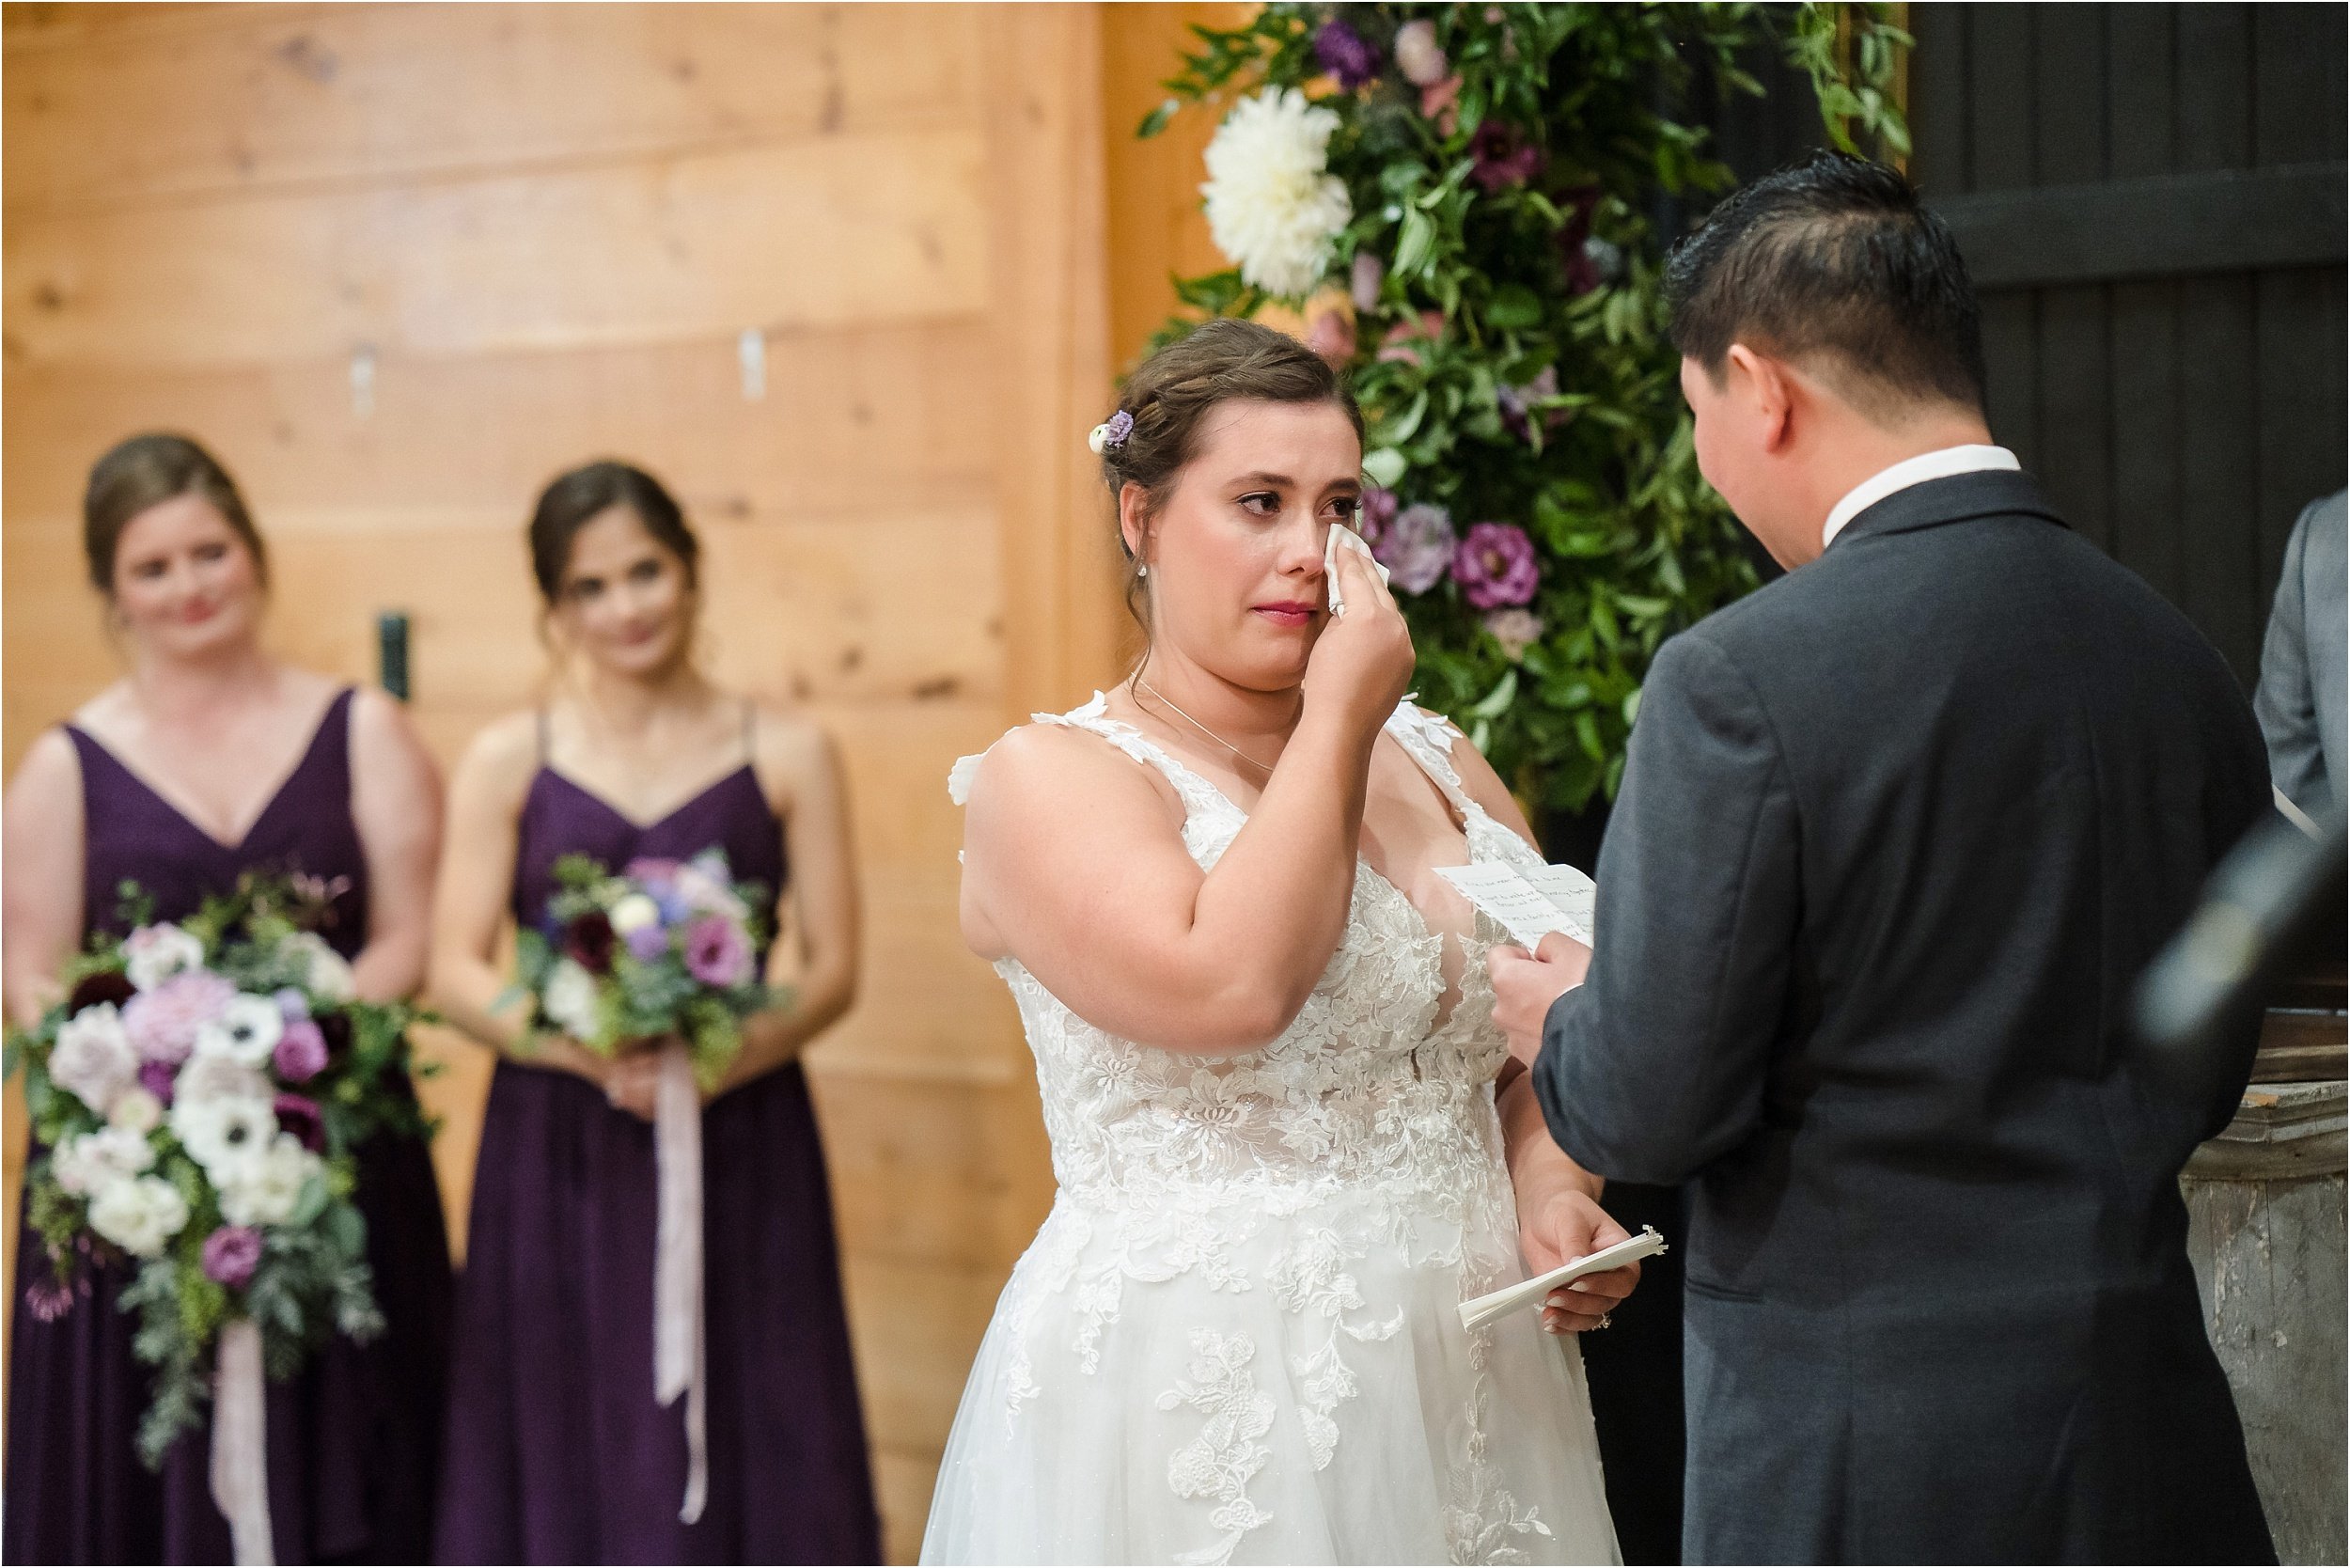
<box><xmin>1099</xmin><ymin>318</ymin><xmax>1364</xmax><ymax>622</ymax></box>
<box><xmin>526</xmin><ymin>459</ymin><xmax>700</xmax><ymax>604</ymax></box>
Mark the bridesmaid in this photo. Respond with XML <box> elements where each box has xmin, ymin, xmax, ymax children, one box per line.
<box><xmin>429</xmin><ymin>461</ymin><xmax>878</xmax><ymax>1563</ymax></box>
<box><xmin>2</xmin><ymin>433</ymin><xmax>453</xmax><ymax>1562</ymax></box>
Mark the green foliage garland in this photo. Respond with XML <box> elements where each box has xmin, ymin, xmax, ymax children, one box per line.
<box><xmin>1144</xmin><ymin>3</ymin><xmax>1909</xmax><ymax>809</ymax></box>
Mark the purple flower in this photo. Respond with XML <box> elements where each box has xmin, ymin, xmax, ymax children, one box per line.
<box><xmin>1483</xmin><ymin>607</ymin><xmax>1545</xmax><ymax>662</ymax></box>
<box><xmin>1356</xmin><ymin>488</ymin><xmax>1400</xmax><ymax>553</ymax></box>
<box><xmin>272</xmin><ymin>987</ymin><xmax>310</xmax><ymax>1022</ymax></box>
<box><xmin>201</xmin><ymin>1226</ymin><xmax>264</xmax><ymax>1289</ymax></box>
<box><xmin>23</xmin><ymin>1273</ymin><xmax>83</xmax><ymax>1322</ymax></box>
<box><xmin>1453</xmin><ymin>522</ymin><xmax>1542</xmax><ymax>608</ymax></box>
<box><xmin>625</xmin><ymin>923</ymin><xmax>669</xmax><ymax>963</ymax></box>
<box><xmin>273</xmin><ymin>1018</ymin><xmax>329</xmax><ymax>1083</ymax></box>
<box><xmin>137</xmin><ymin>1058</ymin><xmax>177</xmax><ymax>1105</ymax></box>
<box><xmin>682</xmin><ymin>917</ymin><xmax>754</xmax><ymax>989</ymax></box>
<box><xmin>1375</xmin><ymin>503</ymin><xmax>1458</xmax><ymax>594</ymax></box>
<box><xmin>121</xmin><ymin>970</ymin><xmax>236</xmax><ymax>1065</ymax></box>
<box><xmin>1313</xmin><ymin>18</ymin><xmax>1381</xmax><ymax>89</ymax></box>
<box><xmin>1470</xmin><ymin>121</ymin><xmax>1544</xmax><ymax>193</ymax></box>
<box><xmin>1350</xmin><ymin>250</ymin><xmax>1386</xmax><ymax>313</ymax></box>
<box><xmin>273</xmin><ymin>1093</ymin><xmax>325</xmax><ymax>1153</ymax></box>
<box><xmin>1497</xmin><ymin>365</ymin><xmax>1569</xmax><ymax>443</ymax></box>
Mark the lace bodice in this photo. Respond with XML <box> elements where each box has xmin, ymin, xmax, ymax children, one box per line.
<box><xmin>930</xmin><ymin>698</ymin><xmax>1619</xmax><ymax>1567</ymax></box>
<box><xmin>950</xmin><ymin>696</ymin><xmax>1551</xmax><ymax>1227</ymax></box>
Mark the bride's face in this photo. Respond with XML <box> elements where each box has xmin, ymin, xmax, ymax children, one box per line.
<box><xmin>1128</xmin><ymin>398</ymin><xmax>1363</xmax><ymax>691</ymax></box>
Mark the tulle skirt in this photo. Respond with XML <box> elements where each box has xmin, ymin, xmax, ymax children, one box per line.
<box><xmin>922</xmin><ymin>1189</ymin><xmax>1621</xmax><ymax>1566</ymax></box>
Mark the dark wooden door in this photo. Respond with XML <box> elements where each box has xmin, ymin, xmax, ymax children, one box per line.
<box><xmin>1910</xmin><ymin>3</ymin><xmax>2349</xmax><ymax>684</ymax></box>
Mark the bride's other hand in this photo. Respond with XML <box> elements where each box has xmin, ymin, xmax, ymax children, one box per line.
<box><xmin>1489</xmin><ymin>932</ymin><xmax>1592</xmax><ymax>1068</ymax></box>
<box><xmin>1521</xmin><ymin>1187</ymin><xmax>1641</xmax><ymax>1335</ymax></box>
<box><xmin>1303</xmin><ymin>539</ymin><xmax>1415</xmax><ymax>731</ymax></box>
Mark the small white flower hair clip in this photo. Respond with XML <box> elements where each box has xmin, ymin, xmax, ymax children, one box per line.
<box><xmin>1088</xmin><ymin>409</ymin><xmax>1135</xmax><ymax>455</ymax></box>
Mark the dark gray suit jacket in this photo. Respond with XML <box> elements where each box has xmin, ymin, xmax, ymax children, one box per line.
<box><xmin>1533</xmin><ymin>471</ymin><xmax>2276</xmax><ymax>1564</ymax></box>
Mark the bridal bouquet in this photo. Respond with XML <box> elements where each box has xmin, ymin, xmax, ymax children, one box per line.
<box><xmin>512</xmin><ymin>850</ymin><xmax>782</xmax><ymax>1090</ymax></box>
<box><xmin>6</xmin><ymin>875</ymin><xmax>432</xmax><ymax>1466</ymax></box>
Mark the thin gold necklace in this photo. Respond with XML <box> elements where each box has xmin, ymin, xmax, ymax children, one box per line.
<box><xmin>1132</xmin><ymin>676</ymin><xmax>1277</xmax><ymax>776</ymax></box>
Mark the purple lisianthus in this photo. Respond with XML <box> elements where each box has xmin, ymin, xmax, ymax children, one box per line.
<box><xmin>1376</xmin><ymin>503</ymin><xmax>1458</xmax><ymax>594</ymax></box>
<box><xmin>201</xmin><ymin>1226</ymin><xmax>265</xmax><ymax>1289</ymax></box>
<box><xmin>1313</xmin><ymin>18</ymin><xmax>1381</xmax><ymax>89</ymax></box>
<box><xmin>1356</xmin><ymin>488</ymin><xmax>1400</xmax><ymax>553</ymax></box>
<box><xmin>273</xmin><ymin>1018</ymin><xmax>329</xmax><ymax>1083</ymax></box>
<box><xmin>1453</xmin><ymin>522</ymin><xmax>1542</xmax><ymax>608</ymax></box>
<box><xmin>138</xmin><ymin>1058</ymin><xmax>177</xmax><ymax>1105</ymax></box>
<box><xmin>274</xmin><ymin>1093</ymin><xmax>325</xmax><ymax>1153</ymax></box>
<box><xmin>625</xmin><ymin>922</ymin><xmax>669</xmax><ymax>963</ymax></box>
<box><xmin>682</xmin><ymin>916</ymin><xmax>754</xmax><ymax>989</ymax></box>
<box><xmin>121</xmin><ymin>970</ymin><xmax>237</xmax><ymax>1065</ymax></box>
<box><xmin>1470</xmin><ymin>120</ymin><xmax>1544</xmax><ymax>192</ymax></box>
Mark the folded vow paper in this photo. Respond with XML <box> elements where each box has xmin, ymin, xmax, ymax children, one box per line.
<box><xmin>1439</xmin><ymin>860</ymin><xmax>1598</xmax><ymax>950</ymax></box>
<box><xmin>1458</xmin><ymin>1226</ymin><xmax>1668</xmax><ymax>1333</ymax></box>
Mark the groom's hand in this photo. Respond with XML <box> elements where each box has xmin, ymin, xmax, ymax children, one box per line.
<box><xmin>1520</xmin><ymin>1186</ymin><xmax>1641</xmax><ymax>1334</ymax></box>
<box><xmin>1488</xmin><ymin>933</ymin><xmax>1591</xmax><ymax>1069</ymax></box>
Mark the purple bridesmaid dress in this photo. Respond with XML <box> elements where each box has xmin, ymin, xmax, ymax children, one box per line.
<box><xmin>432</xmin><ymin>715</ymin><xmax>879</xmax><ymax>1565</ymax></box>
<box><xmin>4</xmin><ymin>687</ymin><xmax>454</xmax><ymax>1563</ymax></box>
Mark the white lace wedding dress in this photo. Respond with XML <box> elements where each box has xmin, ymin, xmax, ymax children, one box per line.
<box><xmin>924</xmin><ymin>696</ymin><xmax>1619</xmax><ymax>1566</ymax></box>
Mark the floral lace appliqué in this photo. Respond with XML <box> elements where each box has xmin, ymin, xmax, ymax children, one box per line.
<box><xmin>1158</xmin><ymin>1329</ymin><xmax>1277</xmax><ymax>1565</ymax></box>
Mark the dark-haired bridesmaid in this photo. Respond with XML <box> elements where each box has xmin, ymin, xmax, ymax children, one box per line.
<box><xmin>2</xmin><ymin>433</ymin><xmax>453</xmax><ymax>1562</ymax></box>
<box><xmin>428</xmin><ymin>461</ymin><xmax>878</xmax><ymax>1564</ymax></box>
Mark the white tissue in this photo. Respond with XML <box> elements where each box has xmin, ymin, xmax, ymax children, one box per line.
<box><xmin>1324</xmin><ymin>525</ymin><xmax>1392</xmax><ymax>619</ymax></box>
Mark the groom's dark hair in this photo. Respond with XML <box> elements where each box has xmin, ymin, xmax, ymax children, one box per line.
<box><xmin>1666</xmin><ymin>151</ymin><xmax>1987</xmax><ymax>422</ymax></box>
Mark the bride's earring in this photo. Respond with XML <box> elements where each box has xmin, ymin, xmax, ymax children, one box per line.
<box><xmin>1138</xmin><ymin>563</ymin><xmax>1149</xmax><ymax>579</ymax></box>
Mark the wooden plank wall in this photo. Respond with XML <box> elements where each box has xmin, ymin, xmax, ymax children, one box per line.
<box><xmin>1</xmin><ymin>6</ymin><xmax>1124</xmax><ymax>1559</ymax></box>
<box><xmin>1907</xmin><ymin>2</ymin><xmax>2349</xmax><ymax>685</ymax></box>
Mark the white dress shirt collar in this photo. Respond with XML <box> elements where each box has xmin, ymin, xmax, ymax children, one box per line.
<box><xmin>1821</xmin><ymin>444</ymin><xmax>2020</xmax><ymax>550</ymax></box>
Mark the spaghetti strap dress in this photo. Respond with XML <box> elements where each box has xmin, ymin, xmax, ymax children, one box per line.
<box><xmin>433</xmin><ymin>710</ymin><xmax>878</xmax><ymax>1564</ymax></box>
<box><xmin>4</xmin><ymin>686</ymin><xmax>454</xmax><ymax>1563</ymax></box>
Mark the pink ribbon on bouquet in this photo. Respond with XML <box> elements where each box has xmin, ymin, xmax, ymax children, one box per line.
<box><xmin>653</xmin><ymin>1040</ymin><xmax>709</xmax><ymax>1524</ymax></box>
<box><xmin>212</xmin><ymin>1317</ymin><xmax>275</xmax><ymax>1565</ymax></box>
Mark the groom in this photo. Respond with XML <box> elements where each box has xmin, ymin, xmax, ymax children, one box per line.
<box><xmin>1490</xmin><ymin>154</ymin><xmax>2277</xmax><ymax>1564</ymax></box>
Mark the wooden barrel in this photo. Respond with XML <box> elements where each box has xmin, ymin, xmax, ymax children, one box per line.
<box><xmin>2183</xmin><ymin>989</ymin><xmax>2349</xmax><ymax>1566</ymax></box>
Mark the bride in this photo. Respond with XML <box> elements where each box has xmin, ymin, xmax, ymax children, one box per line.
<box><xmin>925</xmin><ymin>319</ymin><xmax>1636</xmax><ymax>1565</ymax></box>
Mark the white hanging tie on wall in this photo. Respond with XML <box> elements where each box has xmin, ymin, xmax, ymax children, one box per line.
<box><xmin>349</xmin><ymin>345</ymin><xmax>377</xmax><ymax>420</ymax></box>
<box><xmin>737</xmin><ymin>328</ymin><xmax>766</xmax><ymax>401</ymax></box>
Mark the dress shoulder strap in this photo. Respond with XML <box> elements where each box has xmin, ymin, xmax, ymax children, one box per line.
<box><xmin>947</xmin><ymin>692</ymin><xmax>1240</xmax><ymax>825</ymax></box>
<box><xmin>1384</xmin><ymin>700</ymin><xmax>1477</xmax><ymax>817</ymax></box>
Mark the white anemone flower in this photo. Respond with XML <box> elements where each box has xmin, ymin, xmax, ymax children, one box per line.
<box><xmin>50</xmin><ymin>1002</ymin><xmax>139</xmax><ymax>1116</ymax></box>
<box><xmin>52</xmin><ymin>1124</ymin><xmax>157</xmax><ymax>1197</ymax></box>
<box><xmin>169</xmin><ymin>1094</ymin><xmax>277</xmax><ymax>1184</ymax></box>
<box><xmin>1201</xmin><ymin>87</ymin><xmax>1353</xmax><ymax>299</ymax></box>
<box><xmin>191</xmin><ymin>994</ymin><xmax>285</xmax><ymax>1068</ymax></box>
<box><xmin>217</xmin><ymin>1133</ymin><xmax>322</xmax><ymax>1228</ymax></box>
<box><xmin>122</xmin><ymin>923</ymin><xmax>206</xmax><ymax>992</ymax></box>
<box><xmin>87</xmin><ymin>1174</ymin><xmax>189</xmax><ymax>1258</ymax></box>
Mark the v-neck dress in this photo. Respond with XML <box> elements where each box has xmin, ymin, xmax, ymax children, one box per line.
<box><xmin>432</xmin><ymin>756</ymin><xmax>878</xmax><ymax>1565</ymax></box>
<box><xmin>4</xmin><ymin>687</ymin><xmax>454</xmax><ymax>1565</ymax></box>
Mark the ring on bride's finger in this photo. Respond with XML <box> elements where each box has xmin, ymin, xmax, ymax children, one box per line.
<box><xmin>1595</xmin><ymin>1314</ymin><xmax>1613</xmax><ymax>1330</ymax></box>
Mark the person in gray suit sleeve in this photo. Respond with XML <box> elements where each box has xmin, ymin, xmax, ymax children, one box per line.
<box><xmin>1489</xmin><ymin>154</ymin><xmax>2276</xmax><ymax>1565</ymax></box>
<box><xmin>2254</xmin><ymin>489</ymin><xmax>2346</xmax><ymax>817</ymax></box>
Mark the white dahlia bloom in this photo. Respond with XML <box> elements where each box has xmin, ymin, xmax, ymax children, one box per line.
<box><xmin>50</xmin><ymin>1002</ymin><xmax>139</xmax><ymax>1116</ymax></box>
<box><xmin>53</xmin><ymin>1124</ymin><xmax>157</xmax><ymax>1197</ymax></box>
<box><xmin>1201</xmin><ymin>87</ymin><xmax>1353</xmax><ymax>299</ymax></box>
<box><xmin>87</xmin><ymin>1174</ymin><xmax>189</xmax><ymax>1258</ymax></box>
<box><xmin>217</xmin><ymin>1134</ymin><xmax>321</xmax><ymax>1229</ymax></box>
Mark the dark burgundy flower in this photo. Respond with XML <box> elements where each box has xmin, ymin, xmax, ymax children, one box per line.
<box><xmin>274</xmin><ymin>1093</ymin><xmax>325</xmax><ymax>1153</ymax></box>
<box><xmin>69</xmin><ymin>969</ymin><xmax>136</xmax><ymax>1012</ymax></box>
<box><xmin>1554</xmin><ymin>188</ymin><xmax>1603</xmax><ymax>296</ymax></box>
<box><xmin>1313</xmin><ymin>18</ymin><xmax>1381</xmax><ymax>90</ymax></box>
<box><xmin>1470</xmin><ymin>121</ymin><xmax>1544</xmax><ymax>193</ymax></box>
<box><xmin>564</xmin><ymin>911</ymin><xmax>617</xmax><ymax>975</ymax></box>
<box><xmin>315</xmin><ymin>1011</ymin><xmax>352</xmax><ymax>1059</ymax></box>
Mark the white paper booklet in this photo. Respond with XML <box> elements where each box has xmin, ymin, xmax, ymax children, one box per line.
<box><xmin>1458</xmin><ymin>1226</ymin><xmax>1668</xmax><ymax>1333</ymax></box>
<box><xmin>1437</xmin><ymin>859</ymin><xmax>1598</xmax><ymax>950</ymax></box>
